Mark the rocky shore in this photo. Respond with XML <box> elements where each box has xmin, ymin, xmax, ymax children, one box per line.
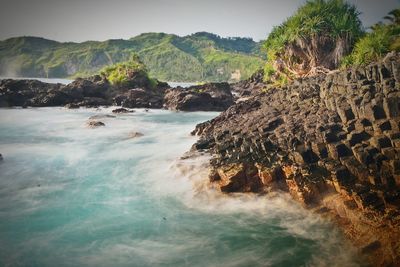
<box><xmin>0</xmin><ymin>74</ymin><xmax>234</xmax><ymax>111</ymax></box>
<box><xmin>164</xmin><ymin>83</ymin><xmax>233</xmax><ymax>111</ymax></box>
<box><xmin>191</xmin><ymin>52</ymin><xmax>400</xmax><ymax>266</ymax></box>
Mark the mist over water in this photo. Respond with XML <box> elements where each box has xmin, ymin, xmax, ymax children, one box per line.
<box><xmin>0</xmin><ymin>108</ymin><xmax>363</xmax><ymax>267</ymax></box>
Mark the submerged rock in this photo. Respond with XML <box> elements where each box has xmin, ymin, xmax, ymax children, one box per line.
<box><xmin>128</xmin><ymin>131</ymin><xmax>144</xmax><ymax>138</ymax></box>
<box><xmin>0</xmin><ymin>153</ymin><xmax>3</xmax><ymax>161</ymax></box>
<box><xmin>86</xmin><ymin>120</ymin><xmax>105</xmax><ymax>128</ymax></box>
<box><xmin>112</xmin><ymin>108</ymin><xmax>134</xmax><ymax>113</ymax></box>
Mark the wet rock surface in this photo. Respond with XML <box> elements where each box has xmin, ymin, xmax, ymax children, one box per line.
<box><xmin>191</xmin><ymin>52</ymin><xmax>400</xmax><ymax>266</ymax></box>
<box><xmin>112</xmin><ymin>108</ymin><xmax>134</xmax><ymax>113</ymax></box>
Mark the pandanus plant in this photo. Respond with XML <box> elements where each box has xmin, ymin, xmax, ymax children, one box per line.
<box><xmin>341</xmin><ymin>8</ymin><xmax>400</xmax><ymax>67</ymax></box>
<box><xmin>263</xmin><ymin>0</ymin><xmax>363</xmax><ymax>81</ymax></box>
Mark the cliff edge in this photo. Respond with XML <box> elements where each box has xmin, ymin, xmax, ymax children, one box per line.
<box><xmin>191</xmin><ymin>52</ymin><xmax>400</xmax><ymax>266</ymax></box>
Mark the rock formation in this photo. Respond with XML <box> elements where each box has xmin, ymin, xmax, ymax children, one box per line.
<box><xmin>191</xmin><ymin>52</ymin><xmax>400</xmax><ymax>266</ymax></box>
<box><xmin>0</xmin><ymin>76</ymin><xmax>234</xmax><ymax>112</ymax></box>
<box><xmin>164</xmin><ymin>83</ymin><xmax>234</xmax><ymax>111</ymax></box>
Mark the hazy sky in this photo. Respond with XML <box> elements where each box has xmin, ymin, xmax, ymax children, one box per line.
<box><xmin>0</xmin><ymin>0</ymin><xmax>399</xmax><ymax>42</ymax></box>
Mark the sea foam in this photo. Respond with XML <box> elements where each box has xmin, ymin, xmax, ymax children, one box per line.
<box><xmin>0</xmin><ymin>107</ymin><xmax>363</xmax><ymax>267</ymax></box>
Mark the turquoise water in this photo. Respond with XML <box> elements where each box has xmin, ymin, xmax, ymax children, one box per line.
<box><xmin>0</xmin><ymin>108</ymin><xmax>362</xmax><ymax>267</ymax></box>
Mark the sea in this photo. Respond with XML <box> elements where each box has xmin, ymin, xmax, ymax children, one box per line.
<box><xmin>0</xmin><ymin>79</ymin><xmax>364</xmax><ymax>267</ymax></box>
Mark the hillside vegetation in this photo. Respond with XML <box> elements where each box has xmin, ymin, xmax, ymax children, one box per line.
<box><xmin>0</xmin><ymin>32</ymin><xmax>264</xmax><ymax>82</ymax></box>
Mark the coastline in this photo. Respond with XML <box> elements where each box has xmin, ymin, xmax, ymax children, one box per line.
<box><xmin>190</xmin><ymin>52</ymin><xmax>400</xmax><ymax>266</ymax></box>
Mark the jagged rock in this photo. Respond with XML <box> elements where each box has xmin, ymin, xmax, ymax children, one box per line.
<box><xmin>190</xmin><ymin>52</ymin><xmax>400</xmax><ymax>266</ymax></box>
<box><xmin>0</xmin><ymin>79</ymin><xmax>62</xmax><ymax>107</ymax></box>
<box><xmin>0</xmin><ymin>74</ymin><xmax>168</xmax><ymax>108</ymax></box>
<box><xmin>231</xmin><ymin>69</ymin><xmax>265</xmax><ymax>97</ymax></box>
<box><xmin>0</xmin><ymin>76</ymin><xmax>234</xmax><ymax>111</ymax></box>
<box><xmin>164</xmin><ymin>83</ymin><xmax>234</xmax><ymax>111</ymax></box>
<box><xmin>86</xmin><ymin>120</ymin><xmax>105</xmax><ymax>128</ymax></box>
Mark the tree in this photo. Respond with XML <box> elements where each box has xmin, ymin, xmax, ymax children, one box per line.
<box><xmin>384</xmin><ymin>9</ymin><xmax>400</xmax><ymax>25</ymax></box>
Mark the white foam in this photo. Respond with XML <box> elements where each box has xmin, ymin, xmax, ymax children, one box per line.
<box><xmin>0</xmin><ymin>107</ymin><xmax>363</xmax><ymax>267</ymax></box>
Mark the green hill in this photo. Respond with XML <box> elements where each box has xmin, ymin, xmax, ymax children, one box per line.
<box><xmin>0</xmin><ymin>32</ymin><xmax>264</xmax><ymax>82</ymax></box>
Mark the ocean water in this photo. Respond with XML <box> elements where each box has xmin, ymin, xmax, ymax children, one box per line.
<box><xmin>0</xmin><ymin>77</ymin><xmax>73</xmax><ymax>85</ymax></box>
<box><xmin>0</xmin><ymin>77</ymin><xmax>195</xmax><ymax>88</ymax></box>
<box><xmin>0</xmin><ymin>108</ymin><xmax>364</xmax><ymax>267</ymax></box>
<box><xmin>165</xmin><ymin>82</ymin><xmax>197</xmax><ymax>88</ymax></box>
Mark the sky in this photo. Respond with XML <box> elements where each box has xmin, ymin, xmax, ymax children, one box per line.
<box><xmin>0</xmin><ymin>0</ymin><xmax>399</xmax><ymax>42</ymax></box>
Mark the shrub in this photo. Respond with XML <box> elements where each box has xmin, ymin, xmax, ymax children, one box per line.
<box><xmin>100</xmin><ymin>54</ymin><xmax>149</xmax><ymax>86</ymax></box>
<box><xmin>342</xmin><ymin>8</ymin><xmax>400</xmax><ymax>67</ymax></box>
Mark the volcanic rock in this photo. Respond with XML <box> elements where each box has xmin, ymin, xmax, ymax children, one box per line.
<box><xmin>191</xmin><ymin>52</ymin><xmax>400</xmax><ymax>266</ymax></box>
